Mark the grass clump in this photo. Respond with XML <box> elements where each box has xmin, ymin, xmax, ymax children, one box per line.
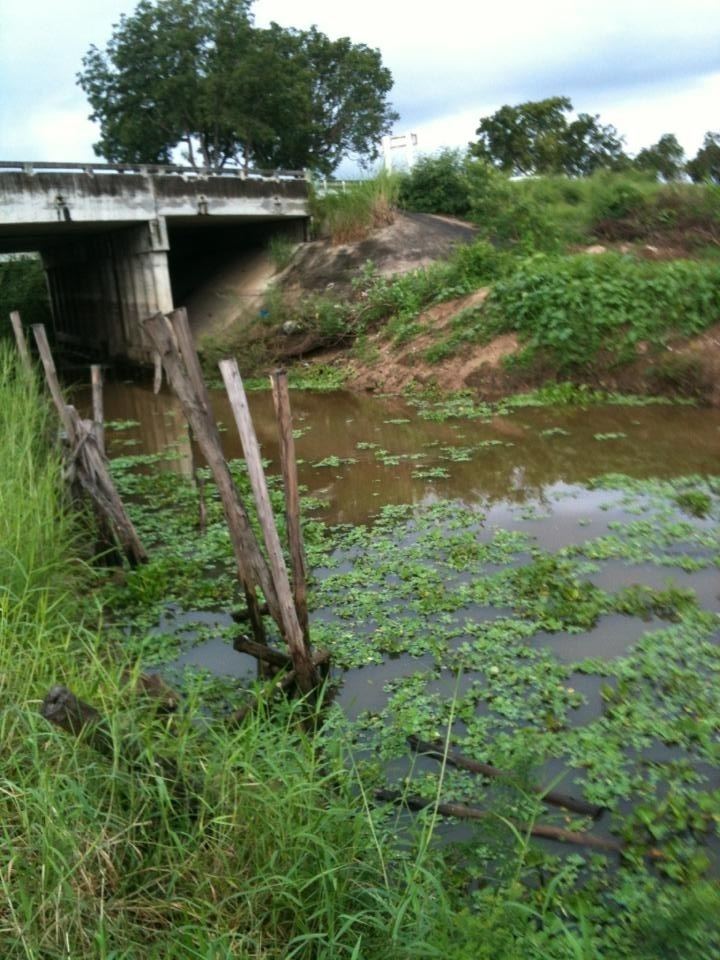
<box><xmin>0</xmin><ymin>344</ymin><xmax>80</xmax><ymax>606</ymax></box>
<box><xmin>310</xmin><ymin>171</ymin><xmax>401</xmax><ymax>244</ymax></box>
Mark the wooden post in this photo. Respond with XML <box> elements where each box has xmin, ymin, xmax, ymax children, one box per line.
<box><xmin>28</xmin><ymin>325</ymin><xmax>146</xmax><ymax>566</ymax></box>
<box><xmin>220</xmin><ymin>359</ymin><xmax>319</xmax><ymax>696</ymax></box>
<box><xmin>143</xmin><ymin>313</ymin><xmax>274</xmax><ymax>645</ymax></box>
<box><xmin>90</xmin><ymin>364</ymin><xmax>104</xmax><ymax>454</ymax></box>
<box><xmin>167</xmin><ymin>308</ymin><xmax>212</xmax><ymax>416</ymax></box>
<box><xmin>31</xmin><ymin>324</ymin><xmax>75</xmax><ymax>439</ymax></box>
<box><xmin>10</xmin><ymin>311</ymin><xmax>32</xmax><ymax>373</ymax></box>
<box><xmin>270</xmin><ymin>369</ymin><xmax>309</xmax><ymax>644</ymax></box>
<box><xmin>167</xmin><ymin>310</ymin><xmax>275</xmax><ymax>645</ymax></box>
<box><xmin>66</xmin><ymin>408</ymin><xmax>147</xmax><ymax>567</ymax></box>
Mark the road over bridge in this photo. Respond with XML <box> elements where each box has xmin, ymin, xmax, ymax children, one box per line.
<box><xmin>0</xmin><ymin>161</ymin><xmax>310</xmax><ymax>362</ymax></box>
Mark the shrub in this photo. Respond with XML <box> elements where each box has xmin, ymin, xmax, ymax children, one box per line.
<box><xmin>466</xmin><ymin>163</ymin><xmax>564</xmax><ymax>253</ymax></box>
<box><xmin>0</xmin><ymin>255</ymin><xmax>51</xmax><ymax>337</ymax></box>
<box><xmin>483</xmin><ymin>252</ymin><xmax>720</xmax><ymax>371</ymax></box>
<box><xmin>398</xmin><ymin>149</ymin><xmax>471</xmax><ymax>216</ymax></box>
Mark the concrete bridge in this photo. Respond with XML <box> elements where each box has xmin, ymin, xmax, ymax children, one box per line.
<box><xmin>0</xmin><ymin>161</ymin><xmax>310</xmax><ymax>362</ymax></box>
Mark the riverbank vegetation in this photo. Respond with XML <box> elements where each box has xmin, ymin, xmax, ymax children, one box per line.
<box><xmin>217</xmin><ymin>153</ymin><xmax>720</xmax><ymax>403</ymax></box>
<box><xmin>3</xmin><ymin>327</ymin><xmax>720</xmax><ymax>956</ymax></box>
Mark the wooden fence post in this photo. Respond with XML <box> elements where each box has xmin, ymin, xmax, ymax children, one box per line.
<box><xmin>31</xmin><ymin>324</ymin><xmax>76</xmax><ymax>439</ymax></box>
<box><xmin>91</xmin><ymin>364</ymin><xmax>104</xmax><ymax>454</ymax></box>
<box><xmin>220</xmin><ymin>359</ymin><xmax>318</xmax><ymax>695</ymax></box>
<box><xmin>270</xmin><ymin>369</ymin><xmax>309</xmax><ymax>644</ymax></box>
<box><xmin>143</xmin><ymin>313</ymin><xmax>275</xmax><ymax>644</ymax></box>
<box><xmin>31</xmin><ymin>324</ymin><xmax>146</xmax><ymax>567</ymax></box>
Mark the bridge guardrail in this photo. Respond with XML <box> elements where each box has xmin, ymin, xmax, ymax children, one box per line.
<box><xmin>0</xmin><ymin>161</ymin><xmax>307</xmax><ymax>182</ymax></box>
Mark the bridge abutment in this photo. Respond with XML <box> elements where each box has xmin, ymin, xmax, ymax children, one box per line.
<box><xmin>43</xmin><ymin>219</ymin><xmax>173</xmax><ymax>362</ymax></box>
<box><xmin>0</xmin><ymin>161</ymin><xmax>309</xmax><ymax>362</ymax></box>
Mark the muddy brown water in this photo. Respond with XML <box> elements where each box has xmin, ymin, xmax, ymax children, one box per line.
<box><xmin>87</xmin><ymin>381</ymin><xmax>720</xmax><ymax>525</ymax></box>
<box><xmin>83</xmin><ymin>381</ymin><xmax>720</xmax><ymax>836</ymax></box>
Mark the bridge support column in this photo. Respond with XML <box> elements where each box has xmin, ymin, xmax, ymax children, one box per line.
<box><xmin>42</xmin><ymin>218</ymin><xmax>173</xmax><ymax>363</ymax></box>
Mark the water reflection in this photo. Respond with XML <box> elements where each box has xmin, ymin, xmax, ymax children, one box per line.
<box><xmin>79</xmin><ymin>380</ymin><xmax>720</xmax><ymax>525</ymax></box>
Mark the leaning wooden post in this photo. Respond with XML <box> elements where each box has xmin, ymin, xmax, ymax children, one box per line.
<box><xmin>163</xmin><ymin>308</ymin><xmax>269</xmax><ymax>646</ymax></box>
<box><xmin>29</xmin><ymin>325</ymin><xmax>146</xmax><ymax>566</ymax></box>
<box><xmin>143</xmin><ymin>313</ymin><xmax>277</xmax><ymax>640</ymax></box>
<box><xmin>270</xmin><ymin>369</ymin><xmax>309</xmax><ymax>644</ymax></box>
<box><xmin>220</xmin><ymin>359</ymin><xmax>319</xmax><ymax>696</ymax></box>
<box><xmin>66</xmin><ymin>406</ymin><xmax>147</xmax><ymax>567</ymax></box>
<box><xmin>90</xmin><ymin>364</ymin><xmax>104</xmax><ymax>454</ymax></box>
<box><xmin>31</xmin><ymin>324</ymin><xmax>76</xmax><ymax>439</ymax></box>
<box><xmin>10</xmin><ymin>311</ymin><xmax>32</xmax><ymax>373</ymax></box>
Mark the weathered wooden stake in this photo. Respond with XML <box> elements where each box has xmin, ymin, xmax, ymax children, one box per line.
<box><xmin>270</xmin><ymin>369</ymin><xmax>309</xmax><ymax>644</ymax></box>
<box><xmin>10</xmin><ymin>311</ymin><xmax>32</xmax><ymax>373</ymax></box>
<box><xmin>220</xmin><ymin>359</ymin><xmax>319</xmax><ymax>696</ymax></box>
<box><xmin>90</xmin><ymin>364</ymin><xmax>104</xmax><ymax>454</ymax></box>
<box><xmin>66</xmin><ymin>407</ymin><xmax>147</xmax><ymax>566</ymax></box>
<box><xmin>31</xmin><ymin>324</ymin><xmax>146</xmax><ymax>566</ymax></box>
<box><xmin>143</xmin><ymin>313</ymin><xmax>272</xmax><ymax>645</ymax></box>
<box><xmin>166</xmin><ymin>308</ymin><xmax>270</xmax><ymax>644</ymax></box>
<box><xmin>31</xmin><ymin>324</ymin><xmax>75</xmax><ymax>437</ymax></box>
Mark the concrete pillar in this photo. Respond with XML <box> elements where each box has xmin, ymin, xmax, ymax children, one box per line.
<box><xmin>40</xmin><ymin>217</ymin><xmax>174</xmax><ymax>363</ymax></box>
<box><xmin>108</xmin><ymin>217</ymin><xmax>173</xmax><ymax>362</ymax></box>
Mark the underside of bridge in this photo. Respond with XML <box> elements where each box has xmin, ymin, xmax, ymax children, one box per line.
<box><xmin>0</xmin><ymin>165</ymin><xmax>310</xmax><ymax>363</ymax></box>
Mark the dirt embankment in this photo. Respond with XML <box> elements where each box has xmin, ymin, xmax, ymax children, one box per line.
<box><xmin>279</xmin><ymin>212</ymin><xmax>477</xmax><ymax>296</ymax></box>
<box><xmin>278</xmin><ymin>227</ymin><xmax>720</xmax><ymax>405</ymax></box>
<box><xmin>198</xmin><ymin>211</ymin><xmax>720</xmax><ymax>405</ymax></box>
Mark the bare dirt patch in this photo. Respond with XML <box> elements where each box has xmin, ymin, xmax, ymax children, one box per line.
<box><xmin>340</xmin><ymin>288</ymin><xmax>524</xmax><ymax>395</ymax></box>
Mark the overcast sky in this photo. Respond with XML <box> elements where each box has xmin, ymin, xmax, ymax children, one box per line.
<box><xmin>1</xmin><ymin>0</ymin><xmax>718</xmax><ymax>169</ymax></box>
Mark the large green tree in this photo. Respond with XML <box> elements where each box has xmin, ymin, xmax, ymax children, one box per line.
<box><xmin>78</xmin><ymin>0</ymin><xmax>397</xmax><ymax>174</ymax></box>
<box><xmin>470</xmin><ymin>96</ymin><xmax>626</xmax><ymax>176</ymax></box>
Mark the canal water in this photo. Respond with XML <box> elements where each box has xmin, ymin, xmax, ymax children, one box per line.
<box><xmin>82</xmin><ymin>378</ymin><xmax>720</xmax><ymax>859</ymax></box>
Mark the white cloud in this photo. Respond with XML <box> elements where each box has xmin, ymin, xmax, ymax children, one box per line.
<box><xmin>0</xmin><ymin>0</ymin><xmax>718</xmax><ymax>165</ymax></box>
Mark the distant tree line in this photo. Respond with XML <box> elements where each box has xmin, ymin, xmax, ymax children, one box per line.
<box><xmin>471</xmin><ymin>97</ymin><xmax>720</xmax><ymax>183</ymax></box>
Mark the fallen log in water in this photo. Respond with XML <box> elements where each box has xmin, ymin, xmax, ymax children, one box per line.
<box><xmin>375</xmin><ymin>789</ymin><xmax>623</xmax><ymax>854</ymax></box>
<box><xmin>408</xmin><ymin>735</ymin><xmax>604</xmax><ymax>819</ymax></box>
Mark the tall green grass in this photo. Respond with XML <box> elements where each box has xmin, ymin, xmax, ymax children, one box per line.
<box><xmin>0</xmin><ymin>343</ymin><xmax>516</xmax><ymax>958</ymax></box>
<box><xmin>0</xmin><ymin>344</ymin><xmax>80</xmax><ymax>608</ymax></box>
<box><xmin>310</xmin><ymin>172</ymin><xmax>401</xmax><ymax>244</ymax></box>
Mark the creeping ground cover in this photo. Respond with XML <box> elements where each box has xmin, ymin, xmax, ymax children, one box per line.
<box><xmin>83</xmin><ymin>383</ymin><xmax>720</xmax><ymax>959</ymax></box>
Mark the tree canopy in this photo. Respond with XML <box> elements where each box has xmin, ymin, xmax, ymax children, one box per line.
<box><xmin>686</xmin><ymin>132</ymin><xmax>720</xmax><ymax>184</ymax></box>
<box><xmin>77</xmin><ymin>0</ymin><xmax>398</xmax><ymax>174</ymax></box>
<box><xmin>634</xmin><ymin>134</ymin><xmax>685</xmax><ymax>181</ymax></box>
<box><xmin>470</xmin><ymin>97</ymin><xmax>627</xmax><ymax>176</ymax></box>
